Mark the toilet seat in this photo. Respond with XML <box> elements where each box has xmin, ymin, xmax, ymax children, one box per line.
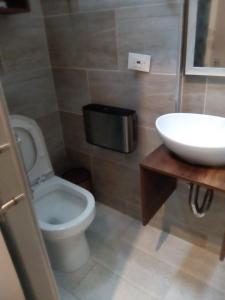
<box><xmin>33</xmin><ymin>176</ymin><xmax>95</xmax><ymax>241</ymax></box>
<box><xmin>10</xmin><ymin>115</ymin><xmax>53</xmax><ymax>185</ymax></box>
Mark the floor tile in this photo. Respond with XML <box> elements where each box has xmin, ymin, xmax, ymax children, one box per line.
<box><xmin>59</xmin><ymin>287</ymin><xmax>79</xmax><ymax>300</ymax></box>
<box><xmin>164</xmin><ymin>272</ymin><xmax>225</xmax><ymax>300</ymax></box>
<box><xmin>90</xmin><ymin>237</ymin><xmax>177</xmax><ymax>299</ymax></box>
<box><xmin>54</xmin><ymin>203</ymin><xmax>225</xmax><ymax>300</ymax></box>
<box><xmin>87</xmin><ymin>203</ymin><xmax>133</xmax><ymax>244</ymax></box>
<box><xmin>122</xmin><ymin>220</ymin><xmax>194</xmax><ymax>265</ymax></box>
<box><xmin>54</xmin><ymin>258</ymin><xmax>96</xmax><ymax>292</ymax></box>
<box><xmin>74</xmin><ymin>264</ymin><xmax>156</xmax><ymax>300</ymax></box>
<box><xmin>122</xmin><ymin>220</ymin><xmax>225</xmax><ymax>293</ymax></box>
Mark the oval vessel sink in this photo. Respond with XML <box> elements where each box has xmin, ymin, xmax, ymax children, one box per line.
<box><xmin>156</xmin><ymin>113</ymin><xmax>225</xmax><ymax>166</ymax></box>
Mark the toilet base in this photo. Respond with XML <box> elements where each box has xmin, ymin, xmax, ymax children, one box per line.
<box><xmin>45</xmin><ymin>233</ymin><xmax>90</xmax><ymax>273</ymax></box>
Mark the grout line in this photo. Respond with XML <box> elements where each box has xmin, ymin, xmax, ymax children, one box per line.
<box><xmin>53</xmin><ymin>66</ymin><xmax>121</xmax><ymax>72</ymax></box>
<box><xmin>93</xmin><ymin>259</ymin><xmax>154</xmax><ymax>297</ymax></box>
<box><xmin>175</xmin><ymin>0</ymin><xmax>185</xmax><ymax>113</ymax></box>
<box><xmin>179</xmin><ymin>74</ymin><xmax>184</xmax><ymax>112</ymax></box>
<box><xmin>60</xmin><ymin>109</ymin><xmax>155</xmax><ymax>131</ymax></box>
<box><xmin>52</xmin><ymin>66</ymin><xmax>176</xmax><ymax>76</ymax></box>
<box><xmin>114</xmin><ymin>11</ymin><xmax>121</xmax><ymax>71</ymax></box>
<box><xmin>74</xmin><ymin>260</ymin><xmax>97</xmax><ymax>288</ymax></box>
<box><xmin>150</xmin><ymin>72</ymin><xmax>177</xmax><ymax>76</ymax></box>
<box><xmin>41</xmin><ymin>0</ymin><xmax>181</xmax><ymax>19</ymax></box>
<box><xmin>86</xmin><ymin>70</ymin><xmax>92</xmax><ymax>104</ymax></box>
<box><xmin>36</xmin><ymin>14</ymin><xmax>67</xmax><ymax>151</ymax></box>
<box><xmin>2</xmin><ymin>67</ymin><xmax>53</xmax><ymax>81</ymax></box>
<box><xmin>0</xmin><ymin>52</ymin><xmax>6</xmax><ymax>75</ymax></box>
<box><xmin>92</xmin><ymin>230</ymin><xmax>224</xmax><ymax>298</ymax></box>
<box><xmin>56</xmin><ymin>260</ymin><xmax>97</xmax><ymax>298</ymax></box>
<box><xmin>60</xmin><ymin>109</ymin><xmax>82</xmax><ymax>116</ymax></box>
<box><xmin>36</xmin><ymin>13</ymin><xmax>52</xmax><ymax>70</ymax></box>
<box><xmin>203</xmin><ymin>77</ymin><xmax>208</xmax><ymax>114</ymax></box>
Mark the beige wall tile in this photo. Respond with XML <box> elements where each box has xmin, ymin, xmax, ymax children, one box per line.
<box><xmin>37</xmin><ymin>111</ymin><xmax>68</xmax><ymax>175</ymax></box>
<box><xmin>53</xmin><ymin>68</ymin><xmax>90</xmax><ymax>114</ymax></box>
<box><xmin>91</xmin><ymin>157</ymin><xmax>140</xmax><ymax>207</ymax></box>
<box><xmin>124</xmin><ymin>201</ymin><xmax>142</xmax><ymax>220</ymax></box>
<box><xmin>150</xmin><ymin>214</ymin><xmax>208</xmax><ymax>249</ymax></box>
<box><xmin>89</xmin><ymin>70</ymin><xmax>177</xmax><ymax>127</ymax></box>
<box><xmin>66</xmin><ymin>148</ymin><xmax>92</xmax><ymax>171</ymax></box>
<box><xmin>45</xmin><ymin>11</ymin><xmax>118</xmax><ymax>69</ymax></box>
<box><xmin>28</xmin><ymin>0</ymin><xmax>43</xmax><ymax>16</ymax></box>
<box><xmin>124</xmin><ymin>127</ymin><xmax>161</xmax><ymax>169</ymax></box>
<box><xmin>205</xmin><ymin>77</ymin><xmax>225</xmax><ymax>117</ymax></box>
<box><xmin>0</xmin><ymin>16</ymin><xmax>49</xmax><ymax>73</ymax></box>
<box><xmin>150</xmin><ymin>180</ymin><xmax>225</xmax><ymax>250</ymax></box>
<box><xmin>91</xmin><ymin>190</ymin><xmax>128</xmax><ymax>219</ymax></box>
<box><xmin>64</xmin><ymin>117</ymin><xmax>161</xmax><ymax>172</ymax></box>
<box><xmin>0</xmin><ymin>3</ymin><xmax>68</xmax><ymax>176</ymax></box>
<box><xmin>0</xmin><ymin>53</ymin><xmax>3</xmax><ymax>76</ymax></box>
<box><xmin>181</xmin><ymin>76</ymin><xmax>206</xmax><ymax>113</ymax></box>
<box><xmin>3</xmin><ymin>69</ymin><xmax>58</xmax><ymax>119</ymax></box>
<box><xmin>88</xmin><ymin>127</ymin><xmax>161</xmax><ymax>170</ymax></box>
<box><xmin>91</xmin><ymin>144</ymin><xmax>126</xmax><ymax>166</ymax></box>
<box><xmin>41</xmin><ymin>0</ymin><xmax>78</xmax><ymax>16</ymax></box>
<box><xmin>116</xmin><ymin>3</ymin><xmax>181</xmax><ymax>74</ymax></box>
<box><xmin>78</xmin><ymin>0</ymin><xmax>183</xmax><ymax>12</ymax></box>
<box><xmin>93</xmin><ymin>178</ymin><xmax>142</xmax><ymax>219</ymax></box>
<box><xmin>60</xmin><ymin>112</ymin><xmax>92</xmax><ymax>154</ymax></box>
<box><xmin>91</xmin><ymin>126</ymin><xmax>161</xmax><ymax>172</ymax></box>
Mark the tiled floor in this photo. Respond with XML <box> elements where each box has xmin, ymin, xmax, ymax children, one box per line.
<box><xmin>56</xmin><ymin>203</ymin><xmax>225</xmax><ymax>300</ymax></box>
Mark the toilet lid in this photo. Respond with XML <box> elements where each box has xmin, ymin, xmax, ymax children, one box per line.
<box><xmin>10</xmin><ymin>115</ymin><xmax>53</xmax><ymax>185</ymax></box>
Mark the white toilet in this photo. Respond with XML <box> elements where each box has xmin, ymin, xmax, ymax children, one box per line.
<box><xmin>10</xmin><ymin>115</ymin><xmax>95</xmax><ymax>272</ymax></box>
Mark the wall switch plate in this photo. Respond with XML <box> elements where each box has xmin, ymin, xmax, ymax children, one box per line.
<box><xmin>128</xmin><ymin>52</ymin><xmax>151</xmax><ymax>72</ymax></box>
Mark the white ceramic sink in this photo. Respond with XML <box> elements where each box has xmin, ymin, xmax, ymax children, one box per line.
<box><xmin>156</xmin><ymin>113</ymin><xmax>225</xmax><ymax>166</ymax></box>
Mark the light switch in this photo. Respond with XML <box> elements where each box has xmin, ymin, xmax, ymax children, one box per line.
<box><xmin>128</xmin><ymin>52</ymin><xmax>151</xmax><ymax>73</ymax></box>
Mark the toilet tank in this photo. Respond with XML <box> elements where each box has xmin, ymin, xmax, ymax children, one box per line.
<box><xmin>83</xmin><ymin>104</ymin><xmax>137</xmax><ymax>153</ymax></box>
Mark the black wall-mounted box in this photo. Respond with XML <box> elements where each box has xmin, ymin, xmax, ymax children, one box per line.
<box><xmin>83</xmin><ymin>104</ymin><xmax>137</xmax><ymax>153</ymax></box>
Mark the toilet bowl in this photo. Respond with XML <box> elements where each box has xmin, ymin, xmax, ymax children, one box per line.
<box><xmin>10</xmin><ymin>115</ymin><xmax>95</xmax><ymax>272</ymax></box>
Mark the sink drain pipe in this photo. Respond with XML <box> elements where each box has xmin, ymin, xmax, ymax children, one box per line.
<box><xmin>189</xmin><ymin>183</ymin><xmax>214</xmax><ymax>218</ymax></box>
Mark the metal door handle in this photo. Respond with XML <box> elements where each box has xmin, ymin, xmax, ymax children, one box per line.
<box><xmin>0</xmin><ymin>193</ymin><xmax>25</xmax><ymax>216</ymax></box>
<box><xmin>0</xmin><ymin>143</ymin><xmax>10</xmax><ymax>153</ymax></box>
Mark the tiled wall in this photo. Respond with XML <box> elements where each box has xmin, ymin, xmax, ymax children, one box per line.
<box><xmin>42</xmin><ymin>0</ymin><xmax>225</xmax><ymax>255</ymax></box>
<box><xmin>0</xmin><ymin>0</ymin><xmax>67</xmax><ymax>174</ymax></box>
<box><xmin>182</xmin><ymin>76</ymin><xmax>225</xmax><ymax>116</ymax></box>
<box><xmin>42</xmin><ymin>0</ymin><xmax>183</xmax><ymax>218</ymax></box>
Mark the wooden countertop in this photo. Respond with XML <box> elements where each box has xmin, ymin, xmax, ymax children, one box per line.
<box><xmin>141</xmin><ymin>145</ymin><xmax>225</xmax><ymax>193</ymax></box>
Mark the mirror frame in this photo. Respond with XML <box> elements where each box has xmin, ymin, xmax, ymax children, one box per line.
<box><xmin>186</xmin><ymin>0</ymin><xmax>225</xmax><ymax>77</ymax></box>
